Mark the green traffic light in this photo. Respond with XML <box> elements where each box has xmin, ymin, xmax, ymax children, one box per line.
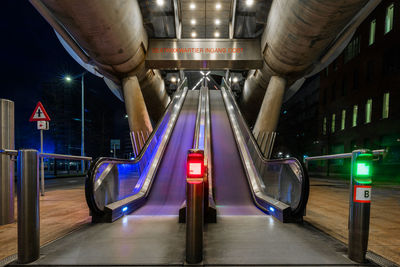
<box><xmin>354</xmin><ymin>153</ymin><xmax>373</xmax><ymax>184</ymax></box>
<box><xmin>356</xmin><ymin>162</ymin><xmax>371</xmax><ymax>176</ymax></box>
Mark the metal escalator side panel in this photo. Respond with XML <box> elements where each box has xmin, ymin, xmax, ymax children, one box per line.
<box><xmin>85</xmin><ymin>82</ymin><xmax>189</xmax><ymax>222</ymax></box>
<box><xmin>138</xmin><ymin>88</ymin><xmax>190</xmax><ymax>199</ymax></box>
<box><xmin>220</xmin><ymin>84</ymin><xmax>309</xmax><ymax>222</ymax></box>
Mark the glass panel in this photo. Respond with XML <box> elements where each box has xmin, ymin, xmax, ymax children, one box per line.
<box><xmin>365</xmin><ymin>99</ymin><xmax>372</xmax><ymax>124</ymax></box>
<box><xmin>369</xmin><ymin>19</ymin><xmax>376</xmax><ymax>45</ymax></box>
<box><xmin>385</xmin><ymin>3</ymin><xmax>394</xmax><ymax>34</ymax></box>
<box><xmin>341</xmin><ymin>109</ymin><xmax>346</xmax><ymax>130</ymax></box>
<box><xmin>353</xmin><ymin>105</ymin><xmax>358</xmax><ymax>127</ymax></box>
<box><xmin>383</xmin><ymin>92</ymin><xmax>390</xmax><ymax>119</ymax></box>
<box><xmin>331</xmin><ymin>114</ymin><xmax>336</xmax><ymax>133</ymax></box>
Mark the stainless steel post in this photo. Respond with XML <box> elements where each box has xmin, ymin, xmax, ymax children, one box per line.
<box><xmin>81</xmin><ymin>73</ymin><xmax>85</xmax><ymax>174</ymax></box>
<box><xmin>40</xmin><ymin>129</ymin><xmax>45</xmax><ymax>196</ymax></box>
<box><xmin>348</xmin><ymin>149</ymin><xmax>372</xmax><ymax>263</ymax></box>
<box><xmin>17</xmin><ymin>149</ymin><xmax>40</xmax><ymax>264</ymax></box>
<box><xmin>0</xmin><ymin>99</ymin><xmax>15</xmax><ymax>225</ymax></box>
<box><xmin>186</xmin><ymin>181</ymin><xmax>204</xmax><ymax>264</ymax></box>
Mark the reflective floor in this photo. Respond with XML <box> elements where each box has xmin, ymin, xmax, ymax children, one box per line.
<box><xmin>23</xmin><ymin>213</ymin><xmax>372</xmax><ymax>266</ymax></box>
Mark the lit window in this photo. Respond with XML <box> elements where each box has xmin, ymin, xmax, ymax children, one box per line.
<box><xmin>331</xmin><ymin>114</ymin><xmax>336</xmax><ymax>133</ymax></box>
<box><xmin>323</xmin><ymin>117</ymin><xmax>327</xmax><ymax>135</ymax></box>
<box><xmin>369</xmin><ymin>19</ymin><xmax>376</xmax><ymax>45</ymax></box>
<box><xmin>385</xmin><ymin>3</ymin><xmax>394</xmax><ymax>34</ymax></box>
<box><xmin>341</xmin><ymin>109</ymin><xmax>346</xmax><ymax>130</ymax></box>
<box><xmin>352</xmin><ymin>105</ymin><xmax>358</xmax><ymax>127</ymax></box>
<box><xmin>365</xmin><ymin>99</ymin><xmax>372</xmax><ymax>124</ymax></box>
<box><xmin>344</xmin><ymin>35</ymin><xmax>360</xmax><ymax>63</ymax></box>
<box><xmin>382</xmin><ymin>92</ymin><xmax>390</xmax><ymax>119</ymax></box>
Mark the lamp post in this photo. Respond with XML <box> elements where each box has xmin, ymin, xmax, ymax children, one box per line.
<box><xmin>64</xmin><ymin>72</ymin><xmax>86</xmax><ymax>173</ymax></box>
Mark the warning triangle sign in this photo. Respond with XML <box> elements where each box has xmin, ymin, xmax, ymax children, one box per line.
<box><xmin>29</xmin><ymin>101</ymin><xmax>51</xmax><ymax>122</ymax></box>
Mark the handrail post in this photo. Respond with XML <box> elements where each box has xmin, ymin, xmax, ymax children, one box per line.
<box><xmin>186</xmin><ymin>149</ymin><xmax>204</xmax><ymax>264</ymax></box>
<box><xmin>348</xmin><ymin>149</ymin><xmax>372</xmax><ymax>263</ymax></box>
<box><xmin>17</xmin><ymin>149</ymin><xmax>40</xmax><ymax>263</ymax></box>
<box><xmin>0</xmin><ymin>99</ymin><xmax>15</xmax><ymax>225</ymax></box>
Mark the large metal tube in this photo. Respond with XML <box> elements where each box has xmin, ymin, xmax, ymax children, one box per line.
<box><xmin>139</xmin><ymin>69</ymin><xmax>170</xmax><ymax>122</ymax></box>
<box><xmin>0</xmin><ymin>99</ymin><xmax>15</xmax><ymax>225</ymax></box>
<box><xmin>122</xmin><ymin>76</ymin><xmax>153</xmax><ymax>154</ymax></box>
<box><xmin>32</xmin><ymin>0</ymin><xmax>170</xmax><ymax>123</ymax></box>
<box><xmin>261</xmin><ymin>0</ymin><xmax>369</xmax><ymax>78</ymax></box>
<box><xmin>242</xmin><ymin>0</ymin><xmax>370</xmax><ymax>126</ymax></box>
<box><xmin>253</xmin><ymin>76</ymin><xmax>286</xmax><ymax>135</ymax></box>
<box><xmin>17</xmin><ymin>149</ymin><xmax>40</xmax><ymax>264</ymax></box>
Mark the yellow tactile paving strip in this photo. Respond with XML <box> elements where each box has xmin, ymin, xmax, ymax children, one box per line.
<box><xmin>0</xmin><ymin>188</ymin><xmax>90</xmax><ymax>261</ymax></box>
<box><xmin>306</xmin><ymin>178</ymin><xmax>400</xmax><ymax>264</ymax></box>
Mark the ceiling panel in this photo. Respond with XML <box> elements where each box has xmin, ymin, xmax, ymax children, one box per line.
<box><xmin>181</xmin><ymin>0</ymin><xmax>232</xmax><ymax>39</ymax></box>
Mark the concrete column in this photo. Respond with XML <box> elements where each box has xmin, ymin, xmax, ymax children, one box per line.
<box><xmin>253</xmin><ymin>76</ymin><xmax>286</xmax><ymax>136</ymax></box>
<box><xmin>122</xmin><ymin>76</ymin><xmax>153</xmax><ymax>156</ymax></box>
<box><xmin>0</xmin><ymin>99</ymin><xmax>14</xmax><ymax>225</ymax></box>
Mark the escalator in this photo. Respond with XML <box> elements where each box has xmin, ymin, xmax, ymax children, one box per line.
<box><xmin>21</xmin><ymin>84</ymin><xmax>359</xmax><ymax>266</ymax></box>
<box><xmin>134</xmin><ymin>90</ymin><xmax>198</xmax><ymax>215</ymax></box>
<box><xmin>210</xmin><ymin>90</ymin><xmax>262</xmax><ymax>215</ymax></box>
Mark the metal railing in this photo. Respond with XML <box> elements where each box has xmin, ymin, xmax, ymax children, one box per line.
<box><xmin>85</xmin><ymin>78</ymin><xmax>189</xmax><ymax>222</ymax></box>
<box><xmin>221</xmin><ymin>79</ymin><xmax>309</xmax><ymax>222</ymax></box>
<box><xmin>303</xmin><ymin>149</ymin><xmax>384</xmax><ymax>167</ymax></box>
<box><xmin>0</xmin><ymin>149</ymin><xmax>92</xmax><ymax>196</ymax></box>
<box><xmin>0</xmin><ymin>148</ymin><xmax>18</xmax><ymax>156</ymax></box>
<box><xmin>0</xmin><ymin>148</ymin><xmax>94</xmax><ymax>263</ymax></box>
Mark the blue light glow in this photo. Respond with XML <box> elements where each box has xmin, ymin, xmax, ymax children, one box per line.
<box><xmin>269</xmin><ymin>207</ymin><xmax>275</xmax><ymax>212</ymax></box>
<box><xmin>122</xmin><ymin>207</ymin><xmax>128</xmax><ymax>212</ymax></box>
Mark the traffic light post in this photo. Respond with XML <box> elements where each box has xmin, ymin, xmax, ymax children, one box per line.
<box><xmin>348</xmin><ymin>149</ymin><xmax>373</xmax><ymax>263</ymax></box>
<box><xmin>186</xmin><ymin>149</ymin><xmax>204</xmax><ymax>264</ymax></box>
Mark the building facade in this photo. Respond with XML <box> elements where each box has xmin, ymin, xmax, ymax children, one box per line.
<box><xmin>275</xmin><ymin>0</ymin><xmax>400</xmax><ymax>177</ymax></box>
<box><xmin>319</xmin><ymin>0</ymin><xmax>400</xmax><ymax>165</ymax></box>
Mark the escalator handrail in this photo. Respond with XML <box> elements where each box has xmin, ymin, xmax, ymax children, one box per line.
<box><xmin>86</xmin><ymin>78</ymin><xmax>188</xmax><ymax>215</ymax></box>
<box><xmin>221</xmin><ymin>78</ymin><xmax>309</xmax><ymax>217</ymax></box>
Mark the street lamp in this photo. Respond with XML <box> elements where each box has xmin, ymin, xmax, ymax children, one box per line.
<box><xmin>64</xmin><ymin>72</ymin><xmax>86</xmax><ymax>173</ymax></box>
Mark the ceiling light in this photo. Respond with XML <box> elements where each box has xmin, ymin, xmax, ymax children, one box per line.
<box><xmin>216</xmin><ymin>3</ymin><xmax>221</xmax><ymax>9</ymax></box>
<box><xmin>191</xmin><ymin>19</ymin><xmax>196</xmax><ymax>25</ymax></box>
<box><xmin>171</xmin><ymin>76</ymin><xmax>177</xmax><ymax>83</ymax></box>
<box><xmin>191</xmin><ymin>31</ymin><xmax>197</xmax><ymax>38</ymax></box>
<box><xmin>245</xmin><ymin>0</ymin><xmax>254</xmax><ymax>6</ymax></box>
<box><xmin>215</xmin><ymin>19</ymin><xmax>220</xmax><ymax>25</ymax></box>
<box><xmin>156</xmin><ymin>0</ymin><xmax>164</xmax><ymax>6</ymax></box>
<box><xmin>233</xmin><ymin>77</ymin><xmax>238</xmax><ymax>83</ymax></box>
<box><xmin>190</xmin><ymin>3</ymin><xmax>196</xmax><ymax>9</ymax></box>
<box><xmin>214</xmin><ymin>31</ymin><xmax>220</xmax><ymax>37</ymax></box>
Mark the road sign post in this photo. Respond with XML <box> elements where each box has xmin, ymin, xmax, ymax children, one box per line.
<box><xmin>29</xmin><ymin>102</ymin><xmax>50</xmax><ymax>196</ymax></box>
<box><xmin>110</xmin><ymin>139</ymin><xmax>120</xmax><ymax>158</ymax></box>
<box><xmin>348</xmin><ymin>149</ymin><xmax>372</xmax><ymax>263</ymax></box>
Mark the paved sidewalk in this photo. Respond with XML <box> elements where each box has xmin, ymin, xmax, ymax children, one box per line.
<box><xmin>306</xmin><ymin>177</ymin><xmax>400</xmax><ymax>264</ymax></box>
<box><xmin>0</xmin><ymin>187</ymin><xmax>90</xmax><ymax>261</ymax></box>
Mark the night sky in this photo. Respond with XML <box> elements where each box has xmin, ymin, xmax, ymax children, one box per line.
<box><xmin>1</xmin><ymin>1</ymin><xmax>123</xmax><ymax>152</ymax></box>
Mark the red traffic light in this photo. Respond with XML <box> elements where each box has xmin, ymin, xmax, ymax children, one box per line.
<box><xmin>187</xmin><ymin>150</ymin><xmax>204</xmax><ymax>182</ymax></box>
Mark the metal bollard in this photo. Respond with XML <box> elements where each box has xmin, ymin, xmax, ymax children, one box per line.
<box><xmin>17</xmin><ymin>149</ymin><xmax>40</xmax><ymax>264</ymax></box>
<box><xmin>348</xmin><ymin>149</ymin><xmax>372</xmax><ymax>263</ymax></box>
<box><xmin>0</xmin><ymin>99</ymin><xmax>15</xmax><ymax>225</ymax></box>
<box><xmin>186</xmin><ymin>150</ymin><xmax>204</xmax><ymax>264</ymax></box>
